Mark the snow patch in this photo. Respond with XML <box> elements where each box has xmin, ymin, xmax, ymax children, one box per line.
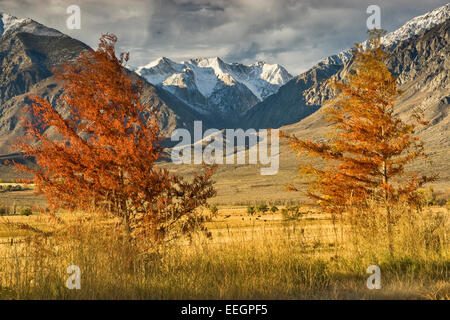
<box><xmin>137</xmin><ymin>56</ymin><xmax>292</xmax><ymax>101</ymax></box>
<box><xmin>0</xmin><ymin>13</ymin><xmax>27</xmax><ymax>36</ymax></box>
<box><xmin>0</xmin><ymin>12</ymin><xmax>62</xmax><ymax>38</ymax></box>
<box><xmin>319</xmin><ymin>3</ymin><xmax>450</xmax><ymax>67</ymax></box>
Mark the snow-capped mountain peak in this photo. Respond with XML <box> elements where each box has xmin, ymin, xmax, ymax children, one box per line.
<box><xmin>256</xmin><ymin>62</ymin><xmax>292</xmax><ymax>86</ymax></box>
<box><xmin>381</xmin><ymin>3</ymin><xmax>450</xmax><ymax>47</ymax></box>
<box><xmin>0</xmin><ymin>13</ymin><xmax>28</xmax><ymax>37</ymax></box>
<box><xmin>136</xmin><ymin>57</ymin><xmax>184</xmax><ymax>86</ymax></box>
<box><xmin>136</xmin><ymin>57</ymin><xmax>292</xmax><ymax>115</ymax></box>
<box><xmin>320</xmin><ymin>3</ymin><xmax>450</xmax><ymax>66</ymax></box>
<box><xmin>0</xmin><ymin>12</ymin><xmax>62</xmax><ymax>38</ymax></box>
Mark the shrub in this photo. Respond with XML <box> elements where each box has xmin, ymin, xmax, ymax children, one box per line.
<box><xmin>270</xmin><ymin>205</ymin><xmax>278</xmax><ymax>213</ymax></box>
<box><xmin>281</xmin><ymin>205</ymin><xmax>302</xmax><ymax>220</ymax></box>
<box><xmin>1</xmin><ymin>185</ymin><xmax>23</xmax><ymax>192</ymax></box>
<box><xmin>288</xmin><ymin>205</ymin><xmax>301</xmax><ymax>214</ymax></box>
<box><xmin>209</xmin><ymin>205</ymin><xmax>218</xmax><ymax>216</ymax></box>
<box><xmin>19</xmin><ymin>207</ymin><xmax>32</xmax><ymax>216</ymax></box>
<box><xmin>246</xmin><ymin>206</ymin><xmax>255</xmax><ymax>215</ymax></box>
<box><xmin>280</xmin><ymin>208</ymin><xmax>289</xmax><ymax>219</ymax></box>
<box><xmin>418</xmin><ymin>187</ymin><xmax>440</xmax><ymax>207</ymax></box>
<box><xmin>256</xmin><ymin>204</ymin><xmax>268</xmax><ymax>214</ymax></box>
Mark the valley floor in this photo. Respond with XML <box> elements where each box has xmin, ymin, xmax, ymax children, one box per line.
<box><xmin>0</xmin><ymin>189</ymin><xmax>448</xmax><ymax>300</ymax></box>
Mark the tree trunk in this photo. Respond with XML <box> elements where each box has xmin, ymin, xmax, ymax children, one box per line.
<box><xmin>383</xmin><ymin>160</ymin><xmax>394</xmax><ymax>256</ymax></box>
<box><xmin>123</xmin><ymin>213</ymin><xmax>131</xmax><ymax>236</ymax></box>
<box><xmin>386</xmin><ymin>204</ymin><xmax>394</xmax><ymax>257</ymax></box>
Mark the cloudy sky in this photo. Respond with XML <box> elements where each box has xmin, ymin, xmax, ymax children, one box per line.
<box><xmin>1</xmin><ymin>0</ymin><xmax>448</xmax><ymax>74</ymax></box>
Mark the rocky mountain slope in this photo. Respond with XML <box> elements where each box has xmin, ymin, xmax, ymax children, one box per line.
<box><xmin>242</xmin><ymin>3</ymin><xmax>450</xmax><ymax>130</ymax></box>
<box><xmin>0</xmin><ymin>14</ymin><xmax>89</xmax><ymax>155</ymax></box>
<box><xmin>282</xmin><ymin>18</ymin><xmax>449</xmax><ymax>185</ymax></box>
<box><xmin>201</xmin><ymin>11</ymin><xmax>450</xmax><ymax>203</ymax></box>
<box><xmin>137</xmin><ymin>56</ymin><xmax>292</xmax><ymax>121</ymax></box>
<box><xmin>0</xmin><ymin>13</ymin><xmax>211</xmax><ymax>155</ymax></box>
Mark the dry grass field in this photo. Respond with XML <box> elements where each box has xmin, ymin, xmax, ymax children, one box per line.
<box><xmin>0</xmin><ymin>189</ymin><xmax>448</xmax><ymax>299</ymax></box>
<box><xmin>0</xmin><ymin>145</ymin><xmax>448</xmax><ymax>300</ymax></box>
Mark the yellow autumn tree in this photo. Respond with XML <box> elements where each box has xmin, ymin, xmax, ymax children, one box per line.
<box><xmin>283</xmin><ymin>30</ymin><xmax>436</xmax><ymax>253</ymax></box>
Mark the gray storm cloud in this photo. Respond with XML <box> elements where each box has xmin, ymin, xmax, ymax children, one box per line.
<box><xmin>0</xmin><ymin>0</ymin><xmax>448</xmax><ymax>74</ymax></box>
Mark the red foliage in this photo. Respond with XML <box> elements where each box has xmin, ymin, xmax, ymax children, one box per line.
<box><xmin>14</xmin><ymin>34</ymin><xmax>216</xmax><ymax>242</ymax></box>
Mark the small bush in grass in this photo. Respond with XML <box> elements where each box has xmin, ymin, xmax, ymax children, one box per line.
<box><xmin>288</xmin><ymin>205</ymin><xmax>301</xmax><ymax>214</ymax></box>
<box><xmin>2</xmin><ymin>185</ymin><xmax>23</xmax><ymax>192</ymax></box>
<box><xmin>0</xmin><ymin>207</ymin><xmax>7</xmax><ymax>216</ymax></box>
<box><xmin>257</xmin><ymin>204</ymin><xmax>268</xmax><ymax>214</ymax></box>
<box><xmin>20</xmin><ymin>207</ymin><xmax>32</xmax><ymax>216</ymax></box>
<box><xmin>435</xmin><ymin>198</ymin><xmax>447</xmax><ymax>206</ymax></box>
<box><xmin>270</xmin><ymin>205</ymin><xmax>278</xmax><ymax>213</ymax></box>
<box><xmin>281</xmin><ymin>205</ymin><xmax>302</xmax><ymax>220</ymax></box>
<box><xmin>280</xmin><ymin>208</ymin><xmax>289</xmax><ymax>219</ymax></box>
<box><xmin>418</xmin><ymin>187</ymin><xmax>441</xmax><ymax>207</ymax></box>
<box><xmin>209</xmin><ymin>205</ymin><xmax>218</xmax><ymax>216</ymax></box>
<box><xmin>247</xmin><ymin>206</ymin><xmax>255</xmax><ymax>215</ymax></box>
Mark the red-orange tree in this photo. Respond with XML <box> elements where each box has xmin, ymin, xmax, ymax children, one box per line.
<box><xmin>15</xmin><ymin>34</ymin><xmax>216</xmax><ymax>242</ymax></box>
<box><xmin>284</xmin><ymin>30</ymin><xmax>436</xmax><ymax>243</ymax></box>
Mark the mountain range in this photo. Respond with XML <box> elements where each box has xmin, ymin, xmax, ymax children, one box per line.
<box><xmin>0</xmin><ymin>4</ymin><xmax>448</xmax><ymax>187</ymax></box>
<box><xmin>0</xmin><ymin>12</ymin><xmax>211</xmax><ymax>154</ymax></box>
<box><xmin>242</xmin><ymin>3</ymin><xmax>450</xmax><ymax>129</ymax></box>
<box><xmin>137</xmin><ymin>57</ymin><xmax>292</xmax><ymax>120</ymax></box>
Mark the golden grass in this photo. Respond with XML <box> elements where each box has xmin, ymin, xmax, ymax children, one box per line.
<box><xmin>0</xmin><ymin>204</ymin><xmax>448</xmax><ymax>300</ymax></box>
